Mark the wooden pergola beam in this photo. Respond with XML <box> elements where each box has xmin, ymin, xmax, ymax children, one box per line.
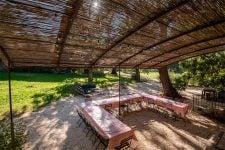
<box><xmin>9</xmin><ymin>0</ymin><xmax>72</xmax><ymax>16</ymax></box>
<box><xmin>56</xmin><ymin>0</ymin><xmax>81</xmax><ymax>66</ymax></box>
<box><xmin>0</xmin><ymin>45</ymin><xmax>11</xmax><ymax>62</ymax></box>
<box><xmin>121</xmin><ymin>18</ymin><xmax>225</xmax><ymax>68</ymax></box>
<box><xmin>150</xmin><ymin>43</ymin><xmax>225</xmax><ymax>68</ymax></box>
<box><xmin>134</xmin><ymin>33</ymin><xmax>225</xmax><ymax>68</ymax></box>
<box><xmin>90</xmin><ymin>0</ymin><xmax>190</xmax><ymax>67</ymax></box>
<box><xmin>0</xmin><ymin>45</ymin><xmax>13</xmax><ymax>68</ymax></box>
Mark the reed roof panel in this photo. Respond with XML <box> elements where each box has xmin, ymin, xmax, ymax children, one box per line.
<box><xmin>0</xmin><ymin>0</ymin><xmax>224</xmax><ymax>68</ymax></box>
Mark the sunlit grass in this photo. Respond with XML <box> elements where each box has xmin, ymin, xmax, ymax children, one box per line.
<box><xmin>141</xmin><ymin>72</ymin><xmax>159</xmax><ymax>81</ymax></box>
<box><xmin>140</xmin><ymin>71</ymin><xmax>180</xmax><ymax>81</ymax></box>
<box><xmin>0</xmin><ymin>72</ymin><xmax>132</xmax><ymax>120</ymax></box>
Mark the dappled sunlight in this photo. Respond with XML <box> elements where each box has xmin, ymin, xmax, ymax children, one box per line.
<box><xmin>15</xmin><ymin>93</ymin><xmax>225</xmax><ymax>150</ymax></box>
<box><xmin>187</xmin><ymin>112</ymin><xmax>223</xmax><ymax>131</ymax></box>
<box><xmin>122</xmin><ymin>109</ymin><xmax>225</xmax><ymax>150</ymax></box>
<box><xmin>17</xmin><ymin>96</ymin><xmax>92</xmax><ymax>149</ymax></box>
<box><xmin>13</xmin><ymin>81</ymin><xmax>225</xmax><ymax>149</ymax></box>
<box><xmin>129</xmin><ymin>81</ymin><xmax>162</xmax><ymax>95</ymax></box>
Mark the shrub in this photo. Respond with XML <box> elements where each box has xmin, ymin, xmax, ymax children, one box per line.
<box><xmin>0</xmin><ymin>120</ymin><xmax>26</xmax><ymax>150</ymax></box>
<box><xmin>173</xmin><ymin>76</ymin><xmax>188</xmax><ymax>91</ymax></box>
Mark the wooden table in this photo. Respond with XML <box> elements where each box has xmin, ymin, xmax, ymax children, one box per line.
<box><xmin>92</xmin><ymin>93</ymin><xmax>144</xmax><ymax>108</ymax></box>
<box><xmin>141</xmin><ymin>93</ymin><xmax>190</xmax><ymax>118</ymax></box>
<box><xmin>92</xmin><ymin>93</ymin><xmax>190</xmax><ymax>118</ymax></box>
<box><xmin>77</xmin><ymin>103</ymin><xmax>138</xmax><ymax>150</ymax></box>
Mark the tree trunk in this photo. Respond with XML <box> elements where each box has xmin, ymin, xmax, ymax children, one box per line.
<box><xmin>159</xmin><ymin>66</ymin><xmax>181</xmax><ymax>98</ymax></box>
<box><xmin>83</xmin><ymin>68</ymin><xmax>88</xmax><ymax>74</ymax></box>
<box><xmin>111</xmin><ymin>67</ymin><xmax>117</xmax><ymax>75</ymax></box>
<box><xmin>135</xmin><ymin>68</ymin><xmax>141</xmax><ymax>82</ymax></box>
<box><xmin>88</xmin><ymin>68</ymin><xmax>93</xmax><ymax>83</ymax></box>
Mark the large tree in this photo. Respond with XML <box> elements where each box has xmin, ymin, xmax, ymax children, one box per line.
<box><xmin>111</xmin><ymin>67</ymin><xmax>117</xmax><ymax>75</ymax></box>
<box><xmin>159</xmin><ymin>66</ymin><xmax>181</xmax><ymax>98</ymax></box>
<box><xmin>87</xmin><ymin>68</ymin><xmax>93</xmax><ymax>83</ymax></box>
<box><xmin>134</xmin><ymin>68</ymin><xmax>141</xmax><ymax>82</ymax></box>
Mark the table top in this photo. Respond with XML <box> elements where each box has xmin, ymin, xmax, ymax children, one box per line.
<box><xmin>142</xmin><ymin>93</ymin><xmax>189</xmax><ymax>108</ymax></box>
<box><xmin>78</xmin><ymin>103</ymin><xmax>132</xmax><ymax>139</ymax></box>
<box><xmin>92</xmin><ymin>93</ymin><xmax>143</xmax><ymax>106</ymax></box>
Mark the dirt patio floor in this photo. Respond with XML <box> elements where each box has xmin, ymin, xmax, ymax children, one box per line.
<box><xmin>19</xmin><ymin>81</ymin><xmax>225</xmax><ymax>150</ymax></box>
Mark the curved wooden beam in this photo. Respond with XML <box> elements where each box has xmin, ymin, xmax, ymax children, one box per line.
<box><xmin>56</xmin><ymin>0</ymin><xmax>81</xmax><ymax>66</ymax></box>
<box><xmin>134</xmin><ymin>33</ymin><xmax>225</xmax><ymax>68</ymax></box>
<box><xmin>0</xmin><ymin>45</ymin><xmax>13</xmax><ymax>68</ymax></box>
<box><xmin>0</xmin><ymin>45</ymin><xmax>11</xmax><ymax>62</ymax></box>
<box><xmin>117</xmin><ymin>18</ymin><xmax>225</xmax><ymax>67</ymax></box>
<box><xmin>151</xmin><ymin>43</ymin><xmax>225</xmax><ymax>68</ymax></box>
<box><xmin>90</xmin><ymin>0</ymin><xmax>190</xmax><ymax>67</ymax></box>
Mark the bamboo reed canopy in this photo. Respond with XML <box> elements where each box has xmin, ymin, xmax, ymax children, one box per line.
<box><xmin>1</xmin><ymin>0</ymin><xmax>225</xmax><ymax>68</ymax></box>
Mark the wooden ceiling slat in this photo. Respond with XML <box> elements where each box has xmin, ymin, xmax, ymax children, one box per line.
<box><xmin>150</xmin><ymin>43</ymin><xmax>225</xmax><ymax>68</ymax></box>
<box><xmin>118</xmin><ymin>18</ymin><xmax>225</xmax><ymax>68</ymax></box>
<box><xmin>0</xmin><ymin>45</ymin><xmax>12</xmax><ymax>67</ymax></box>
<box><xmin>1</xmin><ymin>0</ymin><xmax>225</xmax><ymax>68</ymax></box>
<box><xmin>8</xmin><ymin>0</ymin><xmax>73</xmax><ymax>16</ymax></box>
<box><xmin>55</xmin><ymin>0</ymin><xmax>81</xmax><ymax>66</ymax></box>
<box><xmin>0</xmin><ymin>21</ymin><xmax>61</xmax><ymax>34</ymax></box>
<box><xmin>90</xmin><ymin>0</ymin><xmax>190</xmax><ymax>67</ymax></box>
<box><xmin>134</xmin><ymin>33</ymin><xmax>225</xmax><ymax>68</ymax></box>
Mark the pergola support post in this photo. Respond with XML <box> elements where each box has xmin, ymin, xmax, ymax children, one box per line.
<box><xmin>88</xmin><ymin>68</ymin><xmax>93</xmax><ymax>83</ymax></box>
<box><xmin>0</xmin><ymin>45</ymin><xmax>15</xmax><ymax>148</ymax></box>
<box><xmin>8</xmin><ymin>64</ymin><xmax>15</xmax><ymax>148</ymax></box>
<box><xmin>159</xmin><ymin>66</ymin><xmax>181</xmax><ymax>99</ymax></box>
<box><xmin>118</xmin><ymin>66</ymin><xmax>121</xmax><ymax>116</ymax></box>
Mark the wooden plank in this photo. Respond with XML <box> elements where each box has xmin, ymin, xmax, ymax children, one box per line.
<box><xmin>135</xmin><ymin>34</ymin><xmax>225</xmax><ymax>68</ymax></box>
<box><xmin>55</xmin><ymin>0</ymin><xmax>81</xmax><ymax>66</ymax></box>
<box><xmin>0</xmin><ymin>45</ymin><xmax>12</xmax><ymax>68</ymax></box>
<box><xmin>124</xmin><ymin>18</ymin><xmax>225</xmax><ymax>68</ymax></box>
<box><xmin>152</xmin><ymin>43</ymin><xmax>225</xmax><ymax>68</ymax></box>
<box><xmin>90</xmin><ymin>0</ymin><xmax>190</xmax><ymax>67</ymax></box>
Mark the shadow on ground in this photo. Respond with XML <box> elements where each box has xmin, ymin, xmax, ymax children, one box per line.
<box><xmin>123</xmin><ymin>109</ymin><xmax>225</xmax><ymax>150</ymax></box>
<box><xmin>31</xmin><ymin>83</ymin><xmax>75</xmax><ymax>110</ymax></box>
<box><xmin>21</xmin><ymin>96</ymin><xmax>94</xmax><ymax>150</ymax></box>
<box><xmin>20</xmin><ymin>98</ymin><xmax>225</xmax><ymax>150</ymax></box>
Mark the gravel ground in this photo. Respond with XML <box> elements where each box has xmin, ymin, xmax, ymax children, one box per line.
<box><xmin>19</xmin><ymin>82</ymin><xmax>225</xmax><ymax>150</ymax></box>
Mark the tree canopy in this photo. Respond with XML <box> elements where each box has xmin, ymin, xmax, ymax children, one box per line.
<box><xmin>173</xmin><ymin>51</ymin><xmax>225</xmax><ymax>90</ymax></box>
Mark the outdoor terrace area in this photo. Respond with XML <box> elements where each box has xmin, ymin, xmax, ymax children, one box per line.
<box><xmin>0</xmin><ymin>0</ymin><xmax>225</xmax><ymax>150</ymax></box>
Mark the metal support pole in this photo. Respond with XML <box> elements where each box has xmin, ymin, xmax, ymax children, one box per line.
<box><xmin>118</xmin><ymin>66</ymin><xmax>121</xmax><ymax>116</ymax></box>
<box><xmin>8</xmin><ymin>63</ymin><xmax>15</xmax><ymax>147</ymax></box>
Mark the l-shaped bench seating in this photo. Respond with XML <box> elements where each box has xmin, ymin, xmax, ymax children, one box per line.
<box><xmin>77</xmin><ymin>92</ymin><xmax>190</xmax><ymax>150</ymax></box>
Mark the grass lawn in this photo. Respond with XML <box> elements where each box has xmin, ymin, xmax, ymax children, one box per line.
<box><xmin>0</xmin><ymin>72</ymin><xmax>133</xmax><ymax>120</ymax></box>
<box><xmin>140</xmin><ymin>72</ymin><xmax>159</xmax><ymax>81</ymax></box>
<box><xmin>140</xmin><ymin>71</ymin><xmax>180</xmax><ymax>81</ymax></box>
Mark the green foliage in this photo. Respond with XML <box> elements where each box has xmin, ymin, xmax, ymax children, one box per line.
<box><xmin>175</xmin><ymin>51</ymin><xmax>225</xmax><ymax>89</ymax></box>
<box><xmin>173</xmin><ymin>74</ymin><xmax>188</xmax><ymax>91</ymax></box>
<box><xmin>0</xmin><ymin>120</ymin><xmax>26</xmax><ymax>150</ymax></box>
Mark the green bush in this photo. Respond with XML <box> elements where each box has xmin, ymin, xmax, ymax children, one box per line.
<box><xmin>177</xmin><ymin>51</ymin><xmax>225</xmax><ymax>89</ymax></box>
<box><xmin>0</xmin><ymin>120</ymin><xmax>26</xmax><ymax>150</ymax></box>
<box><xmin>173</xmin><ymin>76</ymin><xmax>188</xmax><ymax>91</ymax></box>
